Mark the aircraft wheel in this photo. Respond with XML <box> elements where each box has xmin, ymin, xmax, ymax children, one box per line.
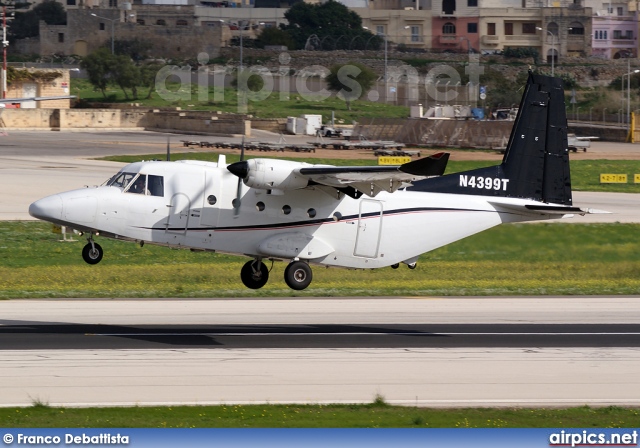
<box><xmin>284</xmin><ymin>261</ymin><xmax>312</xmax><ymax>290</ymax></box>
<box><xmin>391</xmin><ymin>263</ymin><xmax>400</xmax><ymax>269</ymax></box>
<box><xmin>240</xmin><ymin>260</ymin><xmax>269</xmax><ymax>289</ymax></box>
<box><xmin>82</xmin><ymin>243</ymin><xmax>103</xmax><ymax>265</ymax></box>
<box><xmin>407</xmin><ymin>262</ymin><xmax>417</xmax><ymax>270</ymax></box>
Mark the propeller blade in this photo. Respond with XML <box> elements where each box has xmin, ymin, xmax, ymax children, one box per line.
<box><xmin>233</xmin><ymin>136</ymin><xmax>246</xmax><ymax>216</ymax></box>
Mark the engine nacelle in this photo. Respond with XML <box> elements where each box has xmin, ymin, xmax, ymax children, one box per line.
<box><xmin>241</xmin><ymin>159</ymin><xmax>311</xmax><ymax>191</ymax></box>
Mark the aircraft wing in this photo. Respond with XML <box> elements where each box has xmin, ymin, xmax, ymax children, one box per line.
<box><xmin>298</xmin><ymin>152</ymin><xmax>449</xmax><ymax>196</ymax></box>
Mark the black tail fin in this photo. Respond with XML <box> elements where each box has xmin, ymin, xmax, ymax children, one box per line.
<box><xmin>411</xmin><ymin>72</ymin><xmax>572</xmax><ymax>205</ymax></box>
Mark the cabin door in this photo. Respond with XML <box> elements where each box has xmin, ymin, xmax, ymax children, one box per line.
<box><xmin>353</xmin><ymin>199</ymin><xmax>383</xmax><ymax>258</ymax></box>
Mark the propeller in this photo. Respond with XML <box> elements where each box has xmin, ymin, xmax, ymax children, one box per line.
<box><xmin>231</xmin><ymin>136</ymin><xmax>246</xmax><ymax>216</ymax></box>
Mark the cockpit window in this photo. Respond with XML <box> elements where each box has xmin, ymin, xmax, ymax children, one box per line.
<box><xmin>126</xmin><ymin>175</ymin><xmax>149</xmax><ymax>195</ymax></box>
<box><xmin>107</xmin><ymin>172</ymin><xmax>137</xmax><ymax>189</ymax></box>
<box><xmin>107</xmin><ymin>172</ymin><xmax>164</xmax><ymax>197</ymax></box>
<box><xmin>148</xmin><ymin>175</ymin><xmax>164</xmax><ymax>197</ymax></box>
<box><xmin>122</xmin><ymin>174</ymin><xmax>164</xmax><ymax>197</ymax></box>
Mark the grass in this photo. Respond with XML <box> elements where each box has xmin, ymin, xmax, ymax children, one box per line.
<box><xmin>1</xmin><ymin>222</ymin><xmax>639</xmax><ymax>298</ymax></box>
<box><xmin>71</xmin><ymin>79</ymin><xmax>410</xmax><ymax>122</ymax></box>
<box><xmin>100</xmin><ymin>151</ymin><xmax>640</xmax><ymax>193</ymax></box>
<box><xmin>1</xmin><ymin>403</ymin><xmax>639</xmax><ymax>427</ymax></box>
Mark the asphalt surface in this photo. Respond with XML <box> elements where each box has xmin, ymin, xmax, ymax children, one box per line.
<box><xmin>3</xmin><ymin>297</ymin><xmax>640</xmax><ymax>407</ymax></box>
<box><xmin>2</xmin><ymin>323</ymin><xmax>640</xmax><ymax>350</ymax></box>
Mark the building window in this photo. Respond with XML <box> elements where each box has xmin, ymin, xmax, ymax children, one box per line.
<box><xmin>467</xmin><ymin>0</ymin><xmax>477</xmax><ymax>6</ymax></box>
<box><xmin>626</xmin><ymin>30</ymin><xmax>633</xmax><ymax>39</ymax></box>
<box><xmin>108</xmin><ymin>0</ymin><xmax>117</xmax><ymax>6</ymax></box>
<box><xmin>176</xmin><ymin>19</ymin><xmax>188</xmax><ymax>26</ymax></box>
<box><xmin>58</xmin><ymin>33</ymin><xmax>64</xmax><ymax>43</ymax></box>
<box><xmin>568</xmin><ymin>22</ymin><xmax>584</xmax><ymax>35</ymax></box>
<box><xmin>548</xmin><ymin>22</ymin><xmax>559</xmax><ymax>36</ymax></box>
<box><xmin>613</xmin><ymin>30</ymin><xmax>622</xmax><ymax>39</ymax></box>
<box><xmin>617</xmin><ymin>7</ymin><xmax>623</xmax><ymax>15</ymax></box>
<box><xmin>99</xmin><ymin>23</ymin><xmax>105</xmax><ymax>31</ymax></box>
<box><xmin>376</xmin><ymin>25</ymin><xmax>384</xmax><ymax>35</ymax></box>
<box><xmin>442</xmin><ymin>0</ymin><xmax>455</xmax><ymax>15</ymax></box>
<box><xmin>487</xmin><ymin>23</ymin><xmax>496</xmax><ymax>35</ymax></box>
<box><xmin>136</xmin><ymin>19</ymin><xmax>145</xmax><ymax>25</ymax></box>
<box><xmin>66</xmin><ymin>0</ymin><xmax>76</xmax><ymax>5</ymax></box>
<box><xmin>442</xmin><ymin>22</ymin><xmax>456</xmax><ymax>34</ymax></box>
<box><xmin>156</xmin><ymin>19</ymin><xmax>166</xmax><ymax>25</ymax></box>
<box><xmin>467</xmin><ymin>23</ymin><xmax>477</xmax><ymax>33</ymax></box>
<box><xmin>411</xmin><ymin>25</ymin><xmax>420</xmax><ymax>42</ymax></box>
<box><xmin>505</xmin><ymin>23</ymin><xmax>513</xmax><ymax>36</ymax></box>
<box><xmin>522</xmin><ymin>23</ymin><xmax>536</xmax><ymax>34</ymax></box>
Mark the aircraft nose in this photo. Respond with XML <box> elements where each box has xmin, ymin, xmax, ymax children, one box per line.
<box><xmin>29</xmin><ymin>194</ymin><xmax>63</xmax><ymax>222</ymax></box>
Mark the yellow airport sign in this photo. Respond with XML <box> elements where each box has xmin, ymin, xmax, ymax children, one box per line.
<box><xmin>378</xmin><ymin>156</ymin><xmax>411</xmax><ymax>165</ymax></box>
<box><xmin>600</xmin><ymin>174</ymin><xmax>628</xmax><ymax>183</ymax></box>
<box><xmin>635</xmin><ymin>174</ymin><xmax>640</xmax><ymax>183</ymax></box>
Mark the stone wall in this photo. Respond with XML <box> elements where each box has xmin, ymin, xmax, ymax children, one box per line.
<box><xmin>1</xmin><ymin>109</ymin><xmax>149</xmax><ymax>129</ymax></box>
<box><xmin>144</xmin><ymin>110</ymin><xmax>250</xmax><ymax>136</ymax></box>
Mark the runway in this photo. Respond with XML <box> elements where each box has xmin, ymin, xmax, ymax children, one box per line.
<box><xmin>4</xmin><ymin>323</ymin><xmax>640</xmax><ymax>350</ymax></box>
<box><xmin>2</xmin><ymin>297</ymin><xmax>640</xmax><ymax>407</ymax></box>
<box><xmin>1</xmin><ymin>131</ymin><xmax>639</xmax><ymax>408</ymax></box>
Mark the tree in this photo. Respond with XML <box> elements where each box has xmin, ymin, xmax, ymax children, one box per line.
<box><xmin>80</xmin><ymin>48</ymin><xmax>113</xmax><ymax>98</ymax></box>
<box><xmin>280</xmin><ymin>0</ymin><xmax>380</xmax><ymax>51</ymax></box>
<box><xmin>10</xmin><ymin>0</ymin><xmax>66</xmax><ymax>41</ymax></box>
<box><xmin>326</xmin><ymin>62</ymin><xmax>377</xmax><ymax>110</ymax></box>
<box><xmin>113</xmin><ymin>39</ymin><xmax>153</xmax><ymax>62</ymax></box>
<box><xmin>255</xmin><ymin>27</ymin><xmax>295</xmax><ymax>50</ymax></box>
<box><xmin>111</xmin><ymin>55</ymin><xmax>140</xmax><ymax>100</ymax></box>
<box><xmin>139</xmin><ymin>62</ymin><xmax>163</xmax><ymax>100</ymax></box>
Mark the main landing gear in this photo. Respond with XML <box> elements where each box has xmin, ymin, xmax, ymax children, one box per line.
<box><xmin>240</xmin><ymin>259</ymin><xmax>313</xmax><ymax>290</ymax></box>
<box><xmin>284</xmin><ymin>260</ymin><xmax>312</xmax><ymax>290</ymax></box>
<box><xmin>82</xmin><ymin>236</ymin><xmax>103</xmax><ymax>265</ymax></box>
<box><xmin>240</xmin><ymin>259</ymin><xmax>270</xmax><ymax>289</ymax></box>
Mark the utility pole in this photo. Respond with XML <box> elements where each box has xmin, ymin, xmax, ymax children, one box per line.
<box><xmin>2</xmin><ymin>3</ymin><xmax>8</xmax><ymax>99</ymax></box>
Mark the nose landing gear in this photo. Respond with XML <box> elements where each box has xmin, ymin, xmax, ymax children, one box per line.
<box><xmin>82</xmin><ymin>236</ymin><xmax>103</xmax><ymax>265</ymax></box>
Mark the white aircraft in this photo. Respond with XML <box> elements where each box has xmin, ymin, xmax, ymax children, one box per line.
<box><xmin>29</xmin><ymin>73</ymin><xmax>595</xmax><ymax>290</ymax></box>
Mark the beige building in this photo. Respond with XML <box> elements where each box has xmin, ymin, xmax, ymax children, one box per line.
<box><xmin>36</xmin><ymin>7</ymin><xmax>229</xmax><ymax>58</ymax></box>
<box><xmin>479</xmin><ymin>0</ymin><xmax>591</xmax><ymax>58</ymax></box>
<box><xmin>5</xmin><ymin>68</ymin><xmax>72</xmax><ymax>109</ymax></box>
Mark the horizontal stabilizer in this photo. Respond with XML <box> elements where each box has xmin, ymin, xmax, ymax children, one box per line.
<box><xmin>399</xmin><ymin>152</ymin><xmax>449</xmax><ymax>176</ymax></box>
<box><xmin>525</xmin><ymin>205</ymin><xmax>590</xmax><ymax>215</ymax></box>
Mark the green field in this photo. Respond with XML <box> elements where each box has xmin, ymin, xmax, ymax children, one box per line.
<box><xmin>72</xmin><ymin>79</ymin><xmax>409</xmax><ymax>123</ymax></box>
<box><xmin>1</xmin><ymin>403</ymin><xmax>639</xmax><ymax>428</ymax></box>
<box><xmin>1</xmin><ymin>221</ymin><xmax>639</xmax><ymax>298</ymax></box>
<box><xmin>101</xmin><ymin>152</ymin><xmax>640</xmax><ymax>194</ymax></box>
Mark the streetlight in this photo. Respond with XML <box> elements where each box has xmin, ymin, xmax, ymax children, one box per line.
<box><xmin>364</xmin><ymin>26</ymin><xmax>388</xmax><ymax>101</ymax></box>
<box><xmin>91</xmin><ymin>13</ymin><xmax>117</xmax><ymax>55</ymax></box>
<box><xmin>622</xmin><ymin>66</ymin><xmax>639</xmax><ymax>131</ymax></box>
<box><xmin>536</xmin><ymin>26</ymin><xmax>555</xmax><ymax>77</ymax></box>
<box><xmin>603</xmin><ymin>107</ymin><xmax>607</xmax><ymax>123</ymax></box>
